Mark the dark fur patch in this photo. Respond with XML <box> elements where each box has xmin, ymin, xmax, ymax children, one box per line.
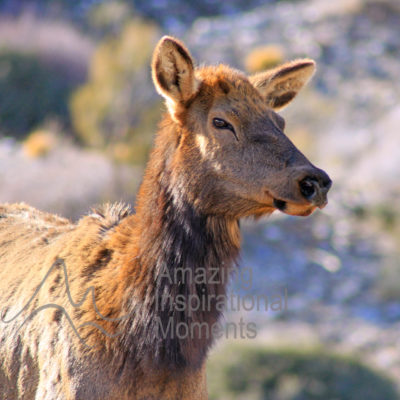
<box><xmin>274</xmin><ymin>61</ymin><xmax>314</xmax><ymax>79</ymax></box>
<box><xmin>82</xmin><ymin>248</ymin><xmax>113</xmax><ymax>280</ymax></box>
<box><xmin>49</xmin><ymin>272</ymin><xmax>61</xmax><ymax>294</ymax></box>
<box><xmin>218</xmin><ymin>80</ymin><xmax>230</xmax><ymax>94</ymax></box>
<box><xmin>91</xmin><ymin>203</ymin><xmax>132</xmax><ymax>234</ymax></box>
<box><xmin>156</xmin><ymin>70</ymin><xmax>169</xmax><ymax>92</ymax></box>
<box><xmin>53</xmin><ymin>309</ymin><xmax>62</xmax><ymax>322</ymax></box>
<box><xmin>271</xmin><ymin>91</ymin><xmax>296</xmax><ymax>108</ymax></box>
<box><xmin>174</xmin><ymin>42</ymin><xmax>193</xmax><ymax>67</ymax></box>
<box><xmin>172</xmin><ymin>59</ymin><xmax>181</xmax><ymax>93</ymax></box>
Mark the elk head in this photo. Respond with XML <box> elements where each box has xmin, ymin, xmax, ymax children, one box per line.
<box><xmin>151</xmin><ymin>36</ymin><xmax>332</xmax><ymax>218</ymax></box>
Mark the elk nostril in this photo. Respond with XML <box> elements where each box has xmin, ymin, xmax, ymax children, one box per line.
<box><xmin>299</xmin><ymin>178</ymin><xmax>316</xmax><ymax>199</ymax></box>
<box><xmin>322</xmin><ymin>177</ymin><xmax>332</xmax><ymax>190</ymax></box>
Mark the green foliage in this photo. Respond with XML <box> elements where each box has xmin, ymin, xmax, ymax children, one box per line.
<box><xmin>207</xmin><ymin>344</ymin><xmax>399</xmax><ymax>400</ymax></box>
<box><xmin>0</xmin><ymin>51</ymin><xmax>72</xmax><ymax>139</ymax></box>
<box><xmin>70</xmin><ymin>18</ymin><xmax>161</xmax><ymax>164</ymax></box>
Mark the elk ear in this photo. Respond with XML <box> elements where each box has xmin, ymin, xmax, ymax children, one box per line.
<box><xmin>152</xmin><ymin>36</ymin><xmax>200</xmax><ymax>118</ymax></box>
<box><xmin>249</xmin><ymin>59</ymin><xmax>316</xmax><ymax>110</ymax></box>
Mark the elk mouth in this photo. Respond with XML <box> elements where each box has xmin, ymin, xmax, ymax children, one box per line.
<box><xmin>273</xmin><ymin>199</ymin><xmax>287</xmax><ymax>211</ymax></box>
<box><xmin>269</xmin><ymin>176</ymin><xmax>331</xmax><ymax>217</ymax></box>
<box><xmin>272</xmin><ymin>197</ymin><xmax>316</xmax><ymax>217</ymax></box>
<box><xmin>261</xmin><ymin>188</ymin><xmax>325</xmax><ymax>217</ymax></box>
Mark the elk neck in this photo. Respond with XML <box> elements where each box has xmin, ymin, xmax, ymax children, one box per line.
<box><xmin>116</xmin><ymin>116</ymin><xmax>241</xmax><ymax>370</ymax></box>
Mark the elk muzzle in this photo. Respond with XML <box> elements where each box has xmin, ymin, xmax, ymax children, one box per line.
<box><xmin>271</xmin><ymin>166</ymin><xmax>332</xmax><ymax>216</ymax></box>
<box><xmin>298</xmin><ymin>169</ymin><xmax>332</xmax><ymax>208</ymax></box>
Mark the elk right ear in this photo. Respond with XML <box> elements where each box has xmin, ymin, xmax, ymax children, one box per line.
<box><xmin>249</xmin><ymin>59</ymin><xmax>316</xmax><ymax>110</ymax></box>
<box><xmin>152</xmin><ymin>36</ymin><xmax>200</xmax><ymax>119</ymax></box>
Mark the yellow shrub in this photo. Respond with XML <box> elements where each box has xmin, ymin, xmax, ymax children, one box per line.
<box><xmin>245</xmin><ymin>45</ymin><xmax>284</xmax><ymax>73</ymax></box>
<box><xmin>23</xmin><ymin>129</ymin><xmax>57</xmax><ymax>158</ymax></box>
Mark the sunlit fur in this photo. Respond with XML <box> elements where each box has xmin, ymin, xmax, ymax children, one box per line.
<box><xmin>0</xmin><ymin>36</ymin><xmax>330</xmax><ymax>399</ymax></box>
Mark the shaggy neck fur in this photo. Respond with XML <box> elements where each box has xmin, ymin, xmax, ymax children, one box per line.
<box><xmin>117</xmin><ymin>118</ymin><xmax>240</xmax><ymax>371</ymax></box>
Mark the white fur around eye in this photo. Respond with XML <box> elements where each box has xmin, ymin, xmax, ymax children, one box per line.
<box><xmin>195</xmin><ymin>134</ymin><xmax>208</xmax><ymax>157</ymax></box>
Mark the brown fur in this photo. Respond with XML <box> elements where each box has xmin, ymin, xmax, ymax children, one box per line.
<box><xmin>0</xmin><ymin>37</ymin><xmax>331</xmax><ymax>399</ymax></box>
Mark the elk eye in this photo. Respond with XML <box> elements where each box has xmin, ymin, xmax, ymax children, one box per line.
<box><xmin>213</xmin><ymin>118</ymin><xmax>232</xmax><ymax>131</ymax></box>
<box><xmin>212</xmin><ymin>118</ymin><xmax>238</xmax><ymax>141</ymax></box>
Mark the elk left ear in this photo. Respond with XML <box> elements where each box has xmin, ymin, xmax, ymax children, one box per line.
<box><xmin>249</xmin><ymin>59</ymin><xmax>316</xmax><ymax>110</ymax></box>
<box><xmin>152</xmin><ymin>36</ymin><xmax>200</xmax><ymax>119</ymax></box>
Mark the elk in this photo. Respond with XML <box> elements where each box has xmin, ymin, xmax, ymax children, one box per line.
<box><xmin>0</xmin><ymin>36</ymin><xmax>331</xmax><ymax>399</ymax></box>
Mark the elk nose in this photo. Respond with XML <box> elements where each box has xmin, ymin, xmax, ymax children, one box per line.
<box><xmin>299</xmin><ymin>170</ymin><xmax>332</xmax><ymax>208</ymax></box>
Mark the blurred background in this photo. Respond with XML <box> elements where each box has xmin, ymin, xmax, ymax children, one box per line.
<box><xmin>1</xmin><ymin>0</ymin><xmax>400</xmax><ymax>398</ymax></box>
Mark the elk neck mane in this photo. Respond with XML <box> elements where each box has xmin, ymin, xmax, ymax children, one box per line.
<box><xmin>111</xmin><ymin>115</ymin><xmax>241</xmax><ymax>371</ymax></box>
